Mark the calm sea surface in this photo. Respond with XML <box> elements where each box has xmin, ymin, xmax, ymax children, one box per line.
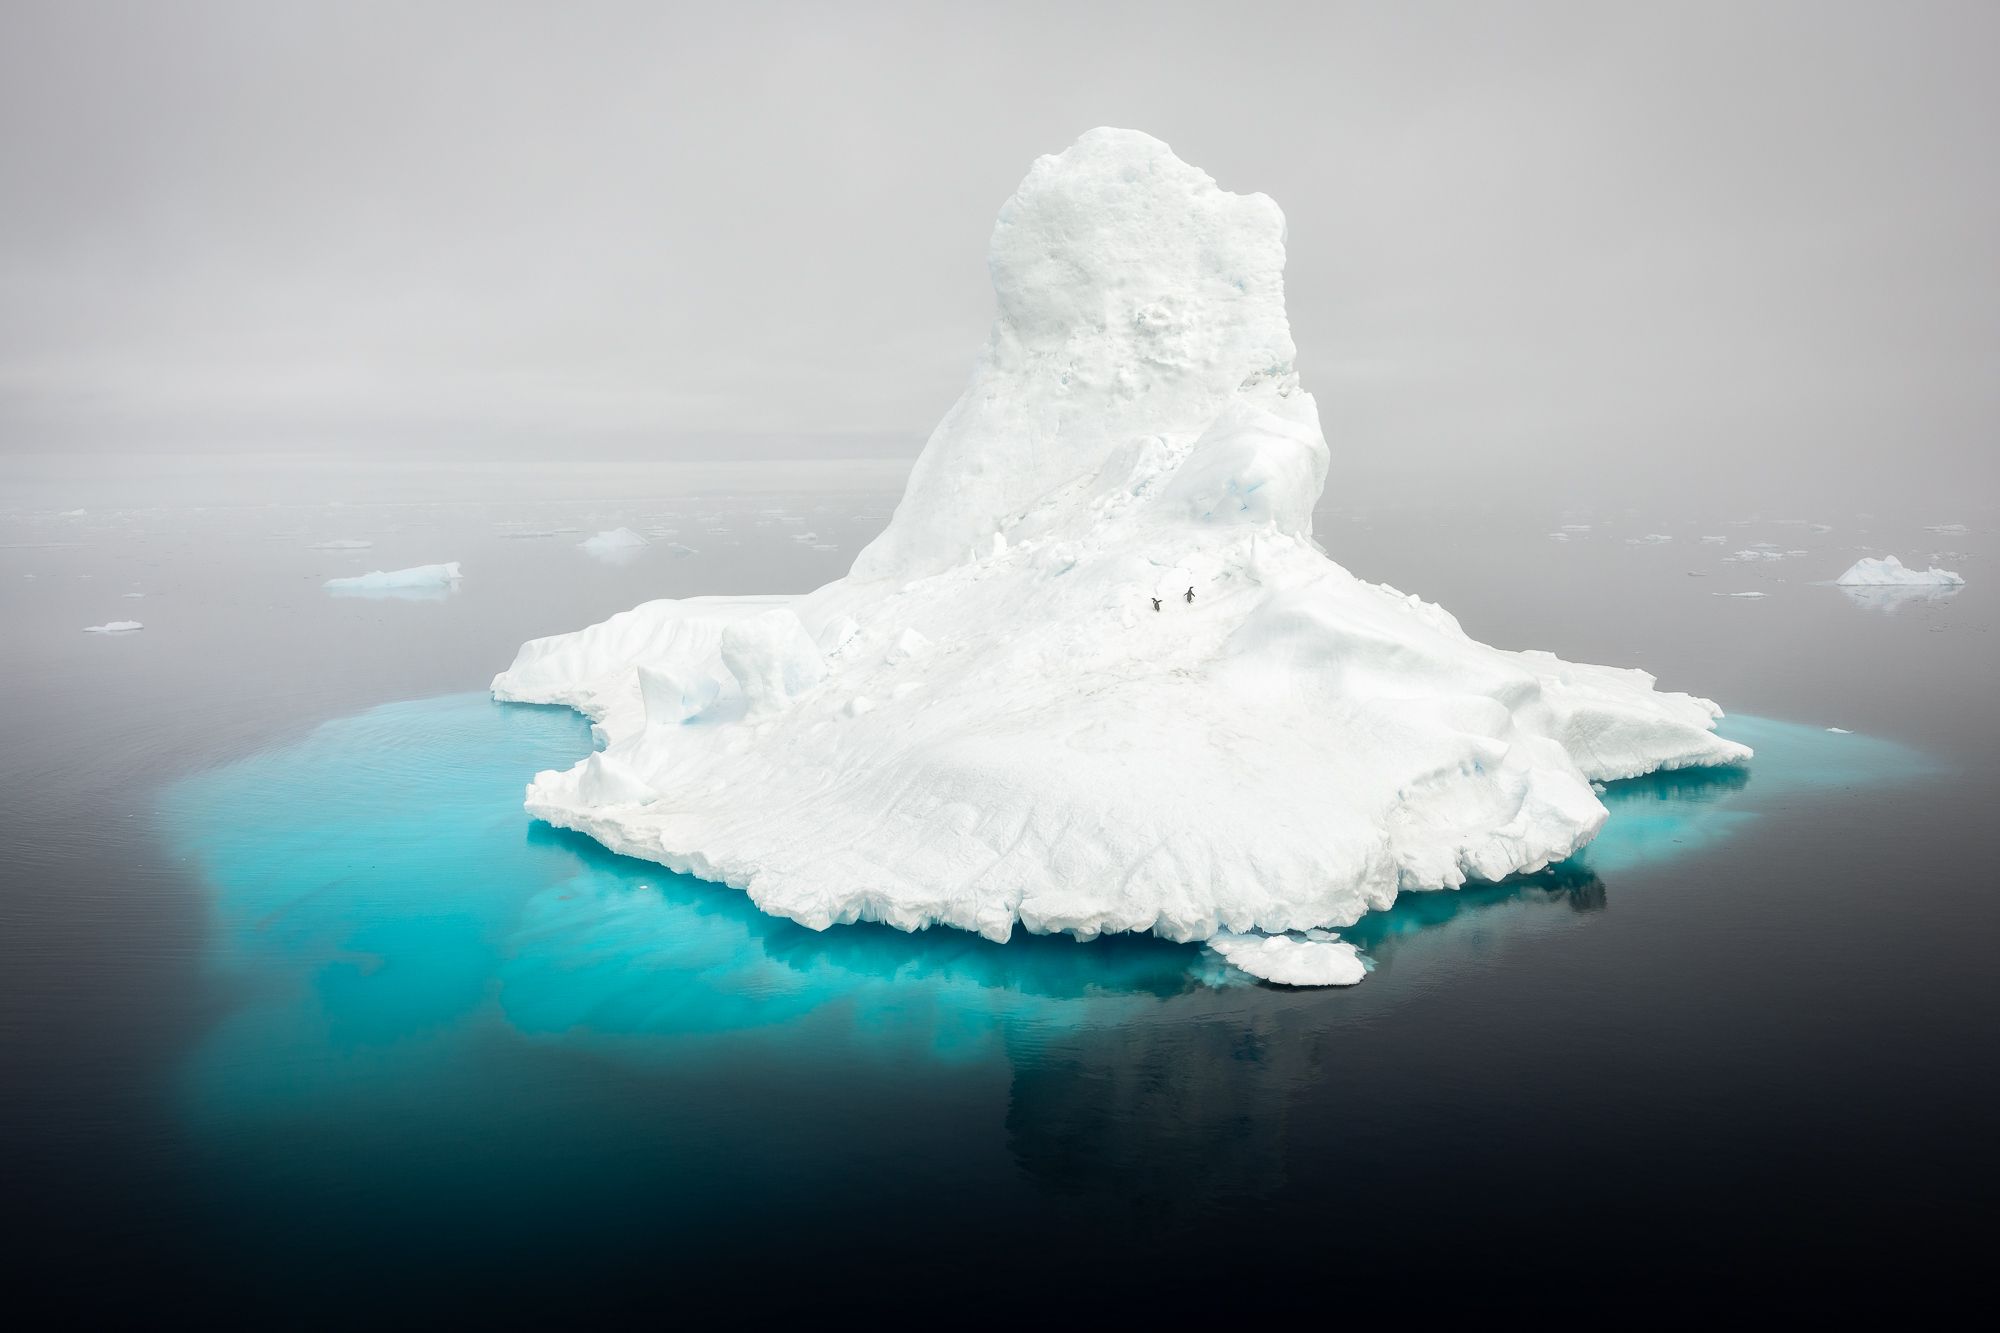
<box><xmin>3</xmin><ymin>455</ymin><xmax>1994</xmax><ymax>1319</ymax></box>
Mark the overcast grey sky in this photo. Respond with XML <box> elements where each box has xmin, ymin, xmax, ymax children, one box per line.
<box><xmin>2</xmin><ymin>0</ymin><xmax>1995</xmax><ymax>496</ymax></box>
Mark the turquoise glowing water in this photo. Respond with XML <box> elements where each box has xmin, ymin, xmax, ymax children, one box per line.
<box><xmin>165</xmin><ymin>696</ymin><xmax>1926</xmax><ymax>1138</ymax></box>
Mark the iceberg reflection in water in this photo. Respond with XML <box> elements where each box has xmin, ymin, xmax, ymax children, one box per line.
<box><xmin>165</xmin><ymin>694</ymin><xmax>1927</xmax><ymax>1129</ymax></box>
<box><xmin>153</xmin><ymin>691</ymin><xmax>1944</xmax><ymax>1265</ymax></box>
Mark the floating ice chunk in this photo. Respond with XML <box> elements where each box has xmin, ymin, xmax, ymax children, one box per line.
<box><xmin>83</xmin><ymin>620</ymin><xmax>143</xmax><ymax>634</ymax></box>
<box><xmin>309</xmin><ymin>538</ymin><xmax>373</xmax><ymax>550</ymax></box>
<box><xmin>1626</xmin><ymin>533</ymin><xmax>1673</xmax><ymax>546</ymax></box>
<box><xmin>1834</xmin><ymin>555</ymin><xmax>1964</xmax><ymax>586</ymax></box>
<box><xmin>1700</xmin><ymin>535</ymin><xmax>1728</xmax><ymax>544</ymax></box>
<box><xmin>1727</xmin><ymin>549</ymin><xmax>1786</xmax><ymax>562</ymax></box>
<box><xmin>1924</xmin><ymin>523</ymin><xmax>1969</xmax><ymax>535</ymax></box>
<box><xmin>59</xmin><ymin>508</ymin><xmax>85</xmax><ymax>517</ymax></box>
<box><xmin>1209</xmin><ymin>931</ymin><xmax>1368</xmax><ymax>987</ymax></box>
<box><xmin>579</xmin><ymin>528</ymin><xmax>649</xmax><ymax>563</ymax></box>
<box><xmin>1715</xmin><ymin>591</ymin><xmax>1767</xmax><ymax>598</ymax></box>
<box><xmin>325</xmin><ymin>562</ymin><xmax>462</xmax><ymax>597</ymax></box>
<box><xmin>121</xmin><ymin>592</ymin><xmax>145</xmax><ymax>599</ymax></box>
<box><xmin>1826</xmin><ymin>727</ymin><xmax>1852</xmax><ymax>734</ymax></box>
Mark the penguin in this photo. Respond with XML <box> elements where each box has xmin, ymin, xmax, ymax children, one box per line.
<box><xmin>1184</xmin><ymin>586</ymin><xmax>1195</xmax><ymax>604</ymax></box>
<box><xmin>1151</xmin><ymin>597</ymin><xmax>1162</xmax><ymax>612</ymax></box>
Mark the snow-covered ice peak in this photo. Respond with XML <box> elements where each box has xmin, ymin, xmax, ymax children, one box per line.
<box><xmin>852</xmin><ymin>127</ymin><xmax>1302</xmax><ymax>582</ymax></box>
<box><xmin>492</xmin><ymin>129</ymin><xmax>1752</xmax><ymax>986</ymax></box>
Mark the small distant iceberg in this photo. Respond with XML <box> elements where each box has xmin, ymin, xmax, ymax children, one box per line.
<box><xmin>310</xmin><ymin>538</ymin><xmax>374</xmax><ymax>551</ymax></box>
<box><xmin>325</xmin><ymin>562</ymin><xmax>463</xmax><ymax>599</ymax></box>
<box><xmin>579</xmin><ymin>528</ymin><xmax>649</xmax><ymax>564</ymax></box>
<box><xmin>1834</xmin><ymin>555</ymin><xmax>1964</xmax><ymax>587</ymax></box>
<box><xmin>84</xmin><ymin>620</ymin><xmax>143</xmax><ymax>634</ymax></box>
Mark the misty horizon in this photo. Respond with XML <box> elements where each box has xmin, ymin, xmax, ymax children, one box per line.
<box><xmin>3</xmin><ymin>0</ymin><xmax>1997</xmax><ymax>505</ymax></box>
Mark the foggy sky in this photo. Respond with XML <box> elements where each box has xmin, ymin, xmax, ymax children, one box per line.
<box><xmin>2</xmin><ymin>0</ymin><xmax>1996</xmax><ymax>495</ymax></box>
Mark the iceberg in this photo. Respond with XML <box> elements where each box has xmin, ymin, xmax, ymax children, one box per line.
<box><xmin>579</xmin><ymin>527</ymin><xmax>650</xmax><ymax>563</ymax></box>
<box><xmin>325</xmin><ymin>562</ymin><xmax>463</xmax><ymax>596</ymax></box>
<box><xmin>1834</xmin><ymin>555</ymin><xmax>1964</xmax><ymax>587</ymax></box>
<box><xmin>493</xmin><ymin>128</ymin><xmax>1750</xmax><ymax>984</ymax></box>
<box><xmin>1208</xmin><ymin>931</ymin><xmax>1368</xmax><ymax>987</ymax></box>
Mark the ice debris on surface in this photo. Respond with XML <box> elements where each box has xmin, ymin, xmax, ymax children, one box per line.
<box><xmin>324</xmin><ymin>562</ymin><xmax>462</xmax><ymax>594</ymax></box>
<box><xmin>83</xmin><ymin>620</ymin><xmax>143</xmax><ymax>634</ymax></box>
<box><xmin>1835</xmin><ymin>555</ymin><xmax>1964</xmax><ymax>587</ymax></box>
<box><xmin>492</xmin><ymin>128</ymin><xmax>1751</xmax><ymax>987</ymax></box>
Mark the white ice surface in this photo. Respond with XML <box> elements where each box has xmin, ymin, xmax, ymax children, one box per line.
<box><xmin>1834</xmin><ymin>555</ymin><xmax>1964</xmax><ymax>586</ymax></box>
<box><xmin>492</xmin><ymin>128</ymin><xmax>1750</xmax><ymax>985</ymax></box>
<box><xmin>324</xmin><ymin>562</ymin><xmax>462</xmax><ymax>592</ymax></box>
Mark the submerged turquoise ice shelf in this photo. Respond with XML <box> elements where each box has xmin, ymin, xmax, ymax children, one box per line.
<box><xmin>163</xmin><ymin>694</ymin><xmax>1930</xmax><ymax>1125</ymax></box>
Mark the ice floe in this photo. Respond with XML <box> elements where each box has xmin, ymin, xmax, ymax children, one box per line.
<box><xmin>1835</xmin><ymin>555</ymin><xmax>1964</xmax><ymax>586</ymax></box>
<box><xmin>579</xmin><ymin>528</ymin><xmax>649</xmax><ymax>563</ymax></box>
<box><xmin>325</xmin><ymin>562</ymin><xmax>463</xmax><ymax>597</ymax></box>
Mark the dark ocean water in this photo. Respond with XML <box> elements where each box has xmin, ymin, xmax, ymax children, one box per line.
<box><xmin>3</xmin><ymin>456</ymin><xmax>1994</xmax><ymax>1319</ymax></box>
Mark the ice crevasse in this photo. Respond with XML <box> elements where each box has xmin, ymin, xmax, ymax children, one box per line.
<box><xmin>493</xmin><ymin>128</ymin><xmax>1749</xmax><ymax>985</ymax></box>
